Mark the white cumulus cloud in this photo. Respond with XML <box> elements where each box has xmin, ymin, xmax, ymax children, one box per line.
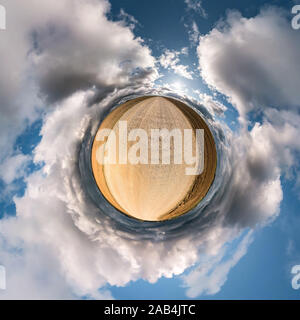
<box><xmin>159</xmin><ymin>49</ymin><xmax>193</xmax><ymax>79</ymax></box>
<box><xmin>0</xmin><ymin>2</ymin><xmax>300</xmax><ymax>300</ymax></box>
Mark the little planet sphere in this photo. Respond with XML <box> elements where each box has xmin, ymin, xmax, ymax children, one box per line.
<box><xmin>91</xmin><ymin>96</ymin><xmax>217</xmax><ymax>222</ymax></box>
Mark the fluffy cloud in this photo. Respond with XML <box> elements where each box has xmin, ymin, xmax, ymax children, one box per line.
<box><xmin>159</xmin><ymin>48</ymin><xmax>193</xmax><ymax>79</ymax></box>
<box><xmin>182</xmin><ymin>7</ymin><xmax>300</xmax><ymax>295</ymax></box>
<box><xmin>1</xmin><ymin>2</ymin><xmax>300</xmax><ymax>300</ymax></box>
<box><xmin>197</xmin><ymin>7</ymin><xmax>300</xmax><ymax>116</ymax></box>
<box><xmin>0</xmin><ymin>0</ymin><xmax>158</xmax><ymax>298</ymax></box>
<box><xmin>194</xmin><ymin>92</ymin><xmax>227</xmax><ymax>116</ymax></box>
<box><xmin>31</xmin><ymin>1</ymin><xmax>157</xmax><ymax>103</ymax></box>
<box><xmin>0</xmin><ymin>0</ymin><xmax>157</xmax><ymax>160</ymax></box>
<box><xmin>118</xmin><ymin>8</ymin><xmax>140</xmax><ymax>30</ymax></box>
<box><xmin>0</xmin><ymin>89</ymin><xmax>215</xmax><ymax>298</ymax></box>
<box><xmin>0</xmin><ymin>153</ymin><xmax>31</xmax><ymax>184</ymax></box>
<box><xmin>0</xmin><ymin>83</ymin><xmax>288</xmax><ymax>299</ymax></box>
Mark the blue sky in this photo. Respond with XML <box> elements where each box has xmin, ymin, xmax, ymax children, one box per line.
<box><xmin>1</xmin><ymin>0</ymin><xmax>300</xmax><ymax>299</ymax></box>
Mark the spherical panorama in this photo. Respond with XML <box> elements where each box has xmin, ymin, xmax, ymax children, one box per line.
<box><xmin>91</xmin><ymin>96</ymin><xmax>217</xmax><ymax>222</ymax></box>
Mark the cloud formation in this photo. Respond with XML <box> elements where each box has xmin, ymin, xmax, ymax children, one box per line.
<box><xmin>183</xmin><ymin>231</ymin><xmax>253</xmax><ymax>297</ymax></box>
<box><xmin>0</xmin><ymin>0</ymin><xmax>157</xmax><ymax>160</ymax></box>
<box><xmin>0</xmin><ymin>153</ymin><xmax>31</xmax><ymax>185</ymax></box>
<box><xmin>31</xmin><ymin>1</ymin><xmax>157</xmax><ymax>104</ymax></box>
<box><xmin>0</xmin><ymin>2</ymin><xmax>299</xmax><ymax>300</ymax></box>
<box><xmin>182</xmin><ymin>6</ymin><xmax>300</xmax><ymax>295</ymax></box>
<box><xmin>0</xmin><ymin>0</ymin><xmax>158</xmax><ymax>298</ymax></box>
<box><xmin>186</xmin><ymin>21</ymin><xmax>200</xmax><ymax>45</ymax></box>
<box><xmin>184</xmin><ymin>0</ymin><xmax>207</xmax><ymax>18</ymax></box>
<box><xmin>197</xmin><ymin>7</ymin><xmax>300</xmax><ymax>116</ymax></box>
<box><xmin>159</xmin><ymin>48</ymin><xmax>193</xmax><ymax>79</ymax></box>
<box><xmin>194</xmin><ymin>92</ymin><xmax>227</xmax><ymax>116</ymax></box>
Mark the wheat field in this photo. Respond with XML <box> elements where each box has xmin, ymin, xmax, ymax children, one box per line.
<box><xmin>91</xmin><ymin>96</ymin><xmax>217</xmax><ymax>222</ymax></box>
